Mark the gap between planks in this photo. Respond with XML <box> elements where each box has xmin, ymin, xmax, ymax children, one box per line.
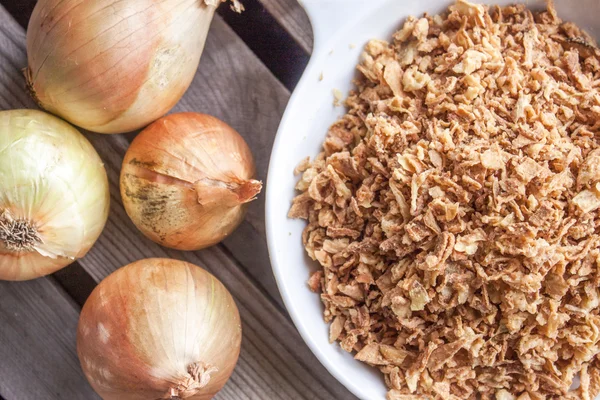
<box><xmin>258</xmin><ymin>0</ymin><xmax>313</xmax><ymax>53</ymax></box>
<box><xmin>218</xmin><ymin>0</ymin><xmax>311</xmax><ymax>91</ymax></box>
<box><xmin>50</xmin><ymin>262</ymin><xmax>98</xmax><ymax>306</ymax></box>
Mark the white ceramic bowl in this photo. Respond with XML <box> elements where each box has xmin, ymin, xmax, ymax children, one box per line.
<box><xmin>266</xmin><ymin>1</ymin><xmax>600</xmax><ymax>399</ymax></box>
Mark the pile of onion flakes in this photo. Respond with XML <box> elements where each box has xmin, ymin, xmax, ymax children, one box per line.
<box><xmin>291</xmin><ymin>1</ymin><xmax>600</xmax><ymax>398</ymax></box>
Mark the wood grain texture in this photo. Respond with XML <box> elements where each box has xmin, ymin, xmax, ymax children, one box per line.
<box><xmin>259</xmin><ymin>0</ymin><xmax>314</xmax><ymax>53</ymax></box>
<box><xmin>0</xmin><ymin>279</ymin><xmax>99</xmax><ymax>400</ymax></box>
<box><xmin>0</xmin><ymin>4</ymin><xmax>357</xmax><ymax>400</ymax></box>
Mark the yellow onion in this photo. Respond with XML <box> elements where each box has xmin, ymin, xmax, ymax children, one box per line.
<box><xmin>120</xmin><ymin>112</ymin><xmax>262</xmax><ymax>250</ymax></box>
<box><xmin>26</xmin><ymin>0</ymin><xmax>232</xmax><ymax>134</ymax></box>
<box><xmin>0</xmin><ymin>109</ymin><xmax>109</xmax><ymax>281</ymax></box>
<box><xmin>77</xmin><ymin>258</ymin><xmax>241</xmax><ymax>400</ymax></box>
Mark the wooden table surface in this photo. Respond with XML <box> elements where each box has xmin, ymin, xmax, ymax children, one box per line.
<box><xmin>0</xmin><ymin>1</ymin><xmax>358</xmax><ymax>399</ymax></box>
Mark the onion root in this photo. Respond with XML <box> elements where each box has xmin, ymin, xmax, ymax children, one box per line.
<box><xmin>0</xmin><ymin>210</ymin><xmax>41</xmax><ymax>252</ymax></box>
<box><xmin>168</xmin><ymin>362</ymin><xmax>219</xmax><ymax>399</ymax></box>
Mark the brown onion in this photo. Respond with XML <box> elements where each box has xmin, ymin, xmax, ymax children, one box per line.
<box><xmin>77</xmin><ymin>258</ymin><xmax>241</xmax><ymax>400</ymax></box>
<box><xmin>26</xmin><ymin>0</ymin><xmax>228</xmax><ymax>134</ymax></box>
<box><xmin>120</xmin><ymin>112</ymin><xmax>262</xmax><ymax>250</ymax></box>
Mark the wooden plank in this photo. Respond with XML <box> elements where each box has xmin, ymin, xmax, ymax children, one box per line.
<box><xmin>83</xmin><ymin>116</ymin><xmax>351</xmax><ymax>400</ymax></box>
<box><xmin>0</xmin><ymin>6</ymin><xmax>356</xmax><ymax>400</ymax></box>
<box><xmin>93</xmin><ymin>14</ymin><xmax>354</xmax><ymax>400</ymax></box>
<box><xmin>259</xmin><ymin>0</ymin><xmax>313</xmax><ymax>53</ymax></box>
<box><xmin>78</xmin><ymin>134</ymin><xmax>349</xmax><ymax>400</ymax></box>
<box><xmin>0</xmin><ymin>279</ymin><xmax>99</xmax><ymax>400</ymax></box>
<box><xmin>0</xmin><ymin>11</ymin><xmax>99</xmax><ymax>400</ymax></box>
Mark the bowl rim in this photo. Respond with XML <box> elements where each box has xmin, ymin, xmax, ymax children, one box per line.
<box><xmin>265</xmin><ymin>3</ymin><xmax>391</xmax><ymax>398</ymax></box>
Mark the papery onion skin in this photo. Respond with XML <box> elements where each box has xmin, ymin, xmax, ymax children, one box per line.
<box><xmin>120</xmin><ymin>112</ymin><xmax>262</xmax><ymax>251</ymax></box>
<box><xmin>0</xmin><ymin>109</ymin><xmax>109</xmax><ymax>281</ymax></box>
<box><xmin>77</xmin><ymin>258</ymin><xmax>242</xmax><ymax>400</ymax></box>
<box><xmin>26</xmin><ymin>0</ymin><xmax>217</xmax><ymax>134</ymax></box>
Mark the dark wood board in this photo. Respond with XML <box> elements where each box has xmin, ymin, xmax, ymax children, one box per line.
<box><xmin>0</xmin><ymin>1</ymin><xmax>356</xmax><ymax>399</ymax></box>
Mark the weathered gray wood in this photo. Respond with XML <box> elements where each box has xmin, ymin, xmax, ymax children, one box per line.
<box><xmin>91</xmin><ymin>15</ymin><xmax>354</xmax><ymax>400</ymax></box>
<box><xmin>83</xmin><ymin>114</ymin><xmax>349</xmax><ymax>400</ymax></box>
<box><xmin>259</xmin><ymin>0</ymin><xmax>314</xmax><ymax>53</ymax></box>
<box><xmin>0</xmin><ymin>280</ymin><xmax>100</xmax><ymax>400</ymax></box>
<box><xmin>0</xmin><ymin>5</ymin><xmax>356</xmax><ymax>400</ymax></box>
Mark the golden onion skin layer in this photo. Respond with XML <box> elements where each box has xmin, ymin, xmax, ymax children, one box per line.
<box><xmin>26</xmin><ymin>0</ymin><xmax>216</xmax><ymax>134</ymax></box>
<box><xmin>120</xmin><ymin>113</ymin><xmax>261</xmax><ymax>251</ymax></box>
<box><xmin>77</xmin><ymin>258</ymin><xmax>242</xmax><ymax>400</ymax></box>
